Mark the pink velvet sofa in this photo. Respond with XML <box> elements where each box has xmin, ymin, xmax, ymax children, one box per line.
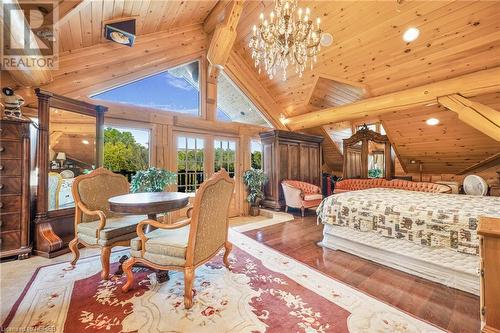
<box><xmin>334</xmin><ymin>179</ymin><xmax>452</xmax><ymax>194</ymax></box>
<box><xmin>281</xmin><ymin>180</ymin><xmax>323</xmax><ymax>216</ymax></box>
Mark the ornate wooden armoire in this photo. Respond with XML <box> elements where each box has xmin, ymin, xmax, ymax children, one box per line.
<box><xmin>260</xmin><ymin>130</ymin><xmax>323</xmax><ymax>210</ymax></box>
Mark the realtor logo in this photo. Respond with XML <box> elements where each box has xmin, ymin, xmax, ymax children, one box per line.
<box><xmin>1</xmin><ymin>0</ymin><xmax>58</xmax><ymax>70</ymax></box>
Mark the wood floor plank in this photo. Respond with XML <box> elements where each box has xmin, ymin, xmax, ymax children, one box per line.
<box><xmin>243</xmin><ymin>214</ymin><xmax>481</xmax><ymax>333</ymax></box>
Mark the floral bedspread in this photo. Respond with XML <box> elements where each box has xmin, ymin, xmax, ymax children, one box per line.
<box><xmin>317</xmin><ymin>188</ymin><xmax>500</xmax><ymax>256</ymax></box>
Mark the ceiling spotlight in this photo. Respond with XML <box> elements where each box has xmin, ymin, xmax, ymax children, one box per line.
<box><xmin>426</xmin><ymin>118</ymin><xmax>439</xmax><ymax>126</ymax></box>
<box><xmin>320</xmin><ymin>32</ymin><xmax>333</xmax><ymax>47</ymax></box>
<box><xmin>403</xmin><ymin>27</ymin><xmax>420</xmax><ymax>42</ymax></box>
<box><xmin>82</xmin><ymin>139</ymin><xmax>90</xmax><ymax>145</ymax></box>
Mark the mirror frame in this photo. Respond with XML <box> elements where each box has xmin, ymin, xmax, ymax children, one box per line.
<box><xmin>342</xmin><ymin>125</ymin><xmax>395</xmax><ymax>180</ymax></box>
<box><xmin>33</xmin><ymin>89</ymin><xmax>107</xmax><ymax>258</ymax></box>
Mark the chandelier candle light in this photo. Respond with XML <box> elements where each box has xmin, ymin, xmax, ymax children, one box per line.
<box><xmin>249</xmin><ymin>0</ymin><xmax>323</xmax><ymax>80</ymax></box>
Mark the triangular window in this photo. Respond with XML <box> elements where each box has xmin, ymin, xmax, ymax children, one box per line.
<box><xmin>216</xmin><ymin>72</ymin><xmax>272</xmax><ymax>127</ymax></box>
<box><xmin>91</xmin><ymin>61</ymin><xmax>200</xmax><ymax>116</ymax></box>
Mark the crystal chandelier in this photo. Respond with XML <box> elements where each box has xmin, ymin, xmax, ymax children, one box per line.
<box><xmin>249</xmin><ymin>0</ymin><xmax>323</xmax><ymax>80</ymax></box>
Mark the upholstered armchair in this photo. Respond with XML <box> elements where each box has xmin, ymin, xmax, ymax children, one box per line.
<box><xmin>281</xmin><ymin>180</ymin><xmax>323</xmax><ymax>217</ymax></box>
<box><xmin>122</xmin><ymin>169</ymin><xmax>235</xmax><ymax>309</ymax></box>
<box><xmin>69</xmin><ymin>168</ymin><xmax>146</xmax><ymax>280</ymax></box>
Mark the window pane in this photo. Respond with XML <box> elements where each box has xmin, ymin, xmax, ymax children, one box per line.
<box><xmin>214</xmin><ymin>139</ymin><xmax>236</xmax><ymax>178</ymax></box>
<box><xmin>103</xmin><ymin>126</ymin><xmax>150</xmax><ymax>178</ymax></box>
<box><xmin>91</xmin><ymin>61</ymin><xmax>200</xmax><ymax>116</ymax></box>
<box><xmin>251</xmin><ymin>140</ymin><xmax>262</xmax><ymax>169</ymax></box>
<box><xmin>177</xmin><ymin>135</ymin><xmax>204</xmax><ymax>193</ymax></box>
<box><xmin>216</xmin><ymin>72</ymin><xmax>272</xmax><ymax>127</ymax></box>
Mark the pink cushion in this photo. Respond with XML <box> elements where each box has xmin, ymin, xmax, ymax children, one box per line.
<box><xmin>304</xmin><ymin>193</ymin><xmax>323</xmax><ymax>201</ymax></box>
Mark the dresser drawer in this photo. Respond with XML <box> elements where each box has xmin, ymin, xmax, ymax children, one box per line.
<box><xmin>0</xmin><ymin>231</ymin><xmax>21</xmax><ymax>252</ymax></box>
<box><xmin>0</xmin><ymin>159</ymin><xmax>22</xmax><ymax>176</ymax></box>
<box><xmin>0</xmin><ymin>123</ymin><xmax>22</xmax><ymax>141</ymax></box>
<box><xmin>0</xmin><ymin>195</ymin><xmax>21</xmax><ymax>213</ymax></box>
<box><xmin>0</xmin><ymin>213</ymin><xmax>20</xmax><ymax>232</ymax></box>
<box><xmin>0</xmin><ymin>177</ymin><xmax>21</xmax><ymax>194</ymax></box>
<box><xmin>0</xmin><ymin>141</ymin><xmax>21</xmax><ymax>158</ymax></box>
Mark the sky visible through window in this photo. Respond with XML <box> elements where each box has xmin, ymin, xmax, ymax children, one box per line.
<box><xmin>92</xmin><ymin>61</ymin><xmax>200</xmax><ymax>116</ymax></box>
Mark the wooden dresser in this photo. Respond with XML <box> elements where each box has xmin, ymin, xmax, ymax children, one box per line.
<box><xmin>260</xmin><ymin>130</ymin><xmax>323</xmax><ymax>210</ymax></box>
<box><xmin>478</xmin><ymin>216</ymin><xmax>500</xmax><ymax>333</ymax></box>
<box><xmin>0</xmin><ymin>119</ymin><xmax>32</xmax><ymax>260</ymax></box>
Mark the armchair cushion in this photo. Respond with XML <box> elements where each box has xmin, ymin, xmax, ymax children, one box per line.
<box><xmin>130</xmin><ymin>225</ymin><xmax>190</xmax><ymax>266</ymax></box>
<box><xmin>303</xmin><ymin>193</ymin><xmax>323</xmax><ymax>201</ymax></box>
<box><xmin>77</xmin><ymin>215</ymin><xmax>146</xmax><ymax>239</ymax></box>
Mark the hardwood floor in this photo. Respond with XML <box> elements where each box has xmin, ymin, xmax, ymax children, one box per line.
<box><xmin>243</xmin><ymin>214</ymin><xmax>481</xmax><ymax>333</ymax></box>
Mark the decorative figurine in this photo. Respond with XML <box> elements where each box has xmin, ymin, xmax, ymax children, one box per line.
<box><xmin>1</xmin><ymin>87</ymin><xmax>25</xmax><ymax>120</ymax></box>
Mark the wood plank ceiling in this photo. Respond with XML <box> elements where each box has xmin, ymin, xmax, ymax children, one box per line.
<box><xmin>56</xmin><ymin>0</ymin><xmax>218</xmax><ymax>52</ymax></box>
<box><xmin>11</xmin><ymin>0</ymin><xmax>500</xmax><ymax>175</ymax></box>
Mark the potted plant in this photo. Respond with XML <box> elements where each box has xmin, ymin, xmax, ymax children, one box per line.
<box><xmin>242</xmin><ymin>169</ymin><xmax>268</xmax><ymax>216</ymax></box>
<box><xmin>130</xmin><ymin>167</ymin><xmax>177</xmax><ymax>193</ymax></box>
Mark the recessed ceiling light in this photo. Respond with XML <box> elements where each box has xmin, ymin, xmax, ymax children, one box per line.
<box><xmin>82</xmin><ymin>139</ymin><xmax>90</xmax><ymax>145</ymax></box>
<box><xmin>426</xmin><ymin>118</ymin><xmax>439</xmax><ymax>126</ymax></box>
<box><xmin>320</xmin><ymin>32</ymin><xmax>333</xmax><ymax>47</ymax></box>
<box><xmin>403</xmin><ymin>27</ymin><xmax>420</xmax><ymax>42</ymax></box>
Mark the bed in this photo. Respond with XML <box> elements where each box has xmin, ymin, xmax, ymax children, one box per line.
<box><xmin>316</xmin><ymin>188</ymin><xmax>500</xmax><ymax>295</ymax></box>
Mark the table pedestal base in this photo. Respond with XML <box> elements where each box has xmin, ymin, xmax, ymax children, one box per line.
<box><xmin>116</xmin><ymin>255</ymin><xmax>170</xmax><ymax>283</ymax></box>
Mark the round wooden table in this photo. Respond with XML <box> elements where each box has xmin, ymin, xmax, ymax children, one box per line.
<box><xmin>109</xmin><ymin>192</ymin><xmax>189</xmax><ymax>222</ymax></box>
<box><xmin>108</xmin><ymin>191</ymin><xmax>190</xmax><ymax>282</ymax></box>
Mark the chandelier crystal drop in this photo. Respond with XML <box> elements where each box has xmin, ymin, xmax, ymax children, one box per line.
<box><xmin>249</xmin><ymin>0</ymin><xmax>323</xmax><ymax>81</ymax></box>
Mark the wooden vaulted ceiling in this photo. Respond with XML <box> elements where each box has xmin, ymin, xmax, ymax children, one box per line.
<box><xmin>6</xmin><ymin>0</ymin><xmax>500</xmax><ymax>175</ymax></box>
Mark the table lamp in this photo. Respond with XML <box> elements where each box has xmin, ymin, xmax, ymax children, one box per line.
<box><xmin>56</xmin><ymin>152</ymin><xmax>66</xmax><ymax>167</ymax></box>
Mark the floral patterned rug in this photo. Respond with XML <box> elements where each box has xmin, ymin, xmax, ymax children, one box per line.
<box><xmin>2</xmin><ymin>231</ymin><xmax>442</xmax><ymax>333</ymax></box>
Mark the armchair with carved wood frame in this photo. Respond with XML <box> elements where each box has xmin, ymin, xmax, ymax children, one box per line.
<box><xmin>121</xmin><ymin>169</ymin><xmax>235</xmax><ymax>309</ymax></box>
<box><xmin>69</xmin><ymin>168</ymin><xmax>146</xmax><ymax>280</ymax></box>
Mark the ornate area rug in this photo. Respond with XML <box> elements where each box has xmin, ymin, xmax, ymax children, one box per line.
<box><xmin>2</xmin><ymin>231</ymin><xmax>442</xmax><ymax>333</ymax></box>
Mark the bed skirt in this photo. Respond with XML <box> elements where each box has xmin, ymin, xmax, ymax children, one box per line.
<box><xmin>319</xmin><ymin>224</ymin><xmax>480</xmax><ymax>295</ymax></box>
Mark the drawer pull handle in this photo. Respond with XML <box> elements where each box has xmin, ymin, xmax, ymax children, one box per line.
<box><xmin>0</xmin><ymin>184</ymin><xmax>3</xmax><ymax>189</ymax></box>
<box><xmin>0</xmin><ymin>165</ymin><xmax>3</xmax><ymax>171</ymax></box>
<box><xmin>0</xmin><ymin>203</ymin><xmax>3</xmax><ymax>208</ymax></box>
<box><xmin>0</xmin><ymin>147</ymin><xmax>4</xmax><ymax>152</ymax></box>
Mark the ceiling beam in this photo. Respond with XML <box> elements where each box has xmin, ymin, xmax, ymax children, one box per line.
<box><xmin>44</xmin><ymin>0</ymin><xmax>90</xmax><ymax>28</ymax></box>
<box><xmin>457</xmin><ymin>152</ymin><xmax>500</xmax><ymax>175</ymax></box>
<box><xmin>206</xmin><ymin>0</ymin><xmax>244</xmax><ymax>71</ymax></box>
<box><xmin>438</xmin><ymin>94</ymin><xmax>500</xmax><ymax>141</ymax></box>
<box><xmin>286</xmin><ymin>66</ymin><xmax>500</xmax><ymax>131</ymax></box>
<box><xmin>0</xmin><ymin>0</ymin><xmax>53</xmax><ymax>86</ymax></box>
<box><xmin>203</xmin><ymin>0</ymin><xmax>231</xmax><ymax>34</ymax></box>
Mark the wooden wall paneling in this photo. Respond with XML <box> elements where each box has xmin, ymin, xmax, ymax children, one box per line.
<box><xmin>79</xmin><ymin>3</ymin><xmax>93</xmax><ymax>48</ymax></box>
<box><xmin>67</xmin><ymin>10</ymin><xmax>83</xmax><ymax>50</ymax></box>
<box><xmin>90</xmin><ymin>0</ymin><xmax>103</xmax><ymax>45</ymax></box>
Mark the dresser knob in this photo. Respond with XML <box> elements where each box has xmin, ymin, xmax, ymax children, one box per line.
<box><xmin>0</xmin><ymin>203</ymin><xmax>3</xmax><ymax>208</ymax></box>
<box><xmin>0</xmin><ymin>147</ymin><xmax>4</xmax><ymax>152</ymax></box>
<box><xmin>0</xmin><ymin>165</ymin><xmax>3</xmax><ymax>171</ymax></box>
<box><xmin>0</xmin><ymin>184</ymin><xmax>3</xmax><ymax>189</ymax></box>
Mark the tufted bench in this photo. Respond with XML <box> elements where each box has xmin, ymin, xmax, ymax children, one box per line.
<box><xmin>334</xmin><ymin>178</ymin><xmax>451</xmax><ymax>194</ymax></box>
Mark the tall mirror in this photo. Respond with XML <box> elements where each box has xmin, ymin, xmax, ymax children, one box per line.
<box><xmin>343</xmin><ymin>124</ymin><xmax>394</xmax><ymax>180</ymax></box>
<box><xmin>34</xmin><ymin>89</ymin><xmax>106</xmax><ymax>258</ymax></box>
<box><xmin>48</xmin><ymin>108</ymin><xmax>97</xmax><ymax>211</ymax></box>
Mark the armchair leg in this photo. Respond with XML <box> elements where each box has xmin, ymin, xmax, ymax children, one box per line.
<box><xmin>69</xmin><ymin>238</ymin><xmax>80</xmax><ymax>266</ymax></box>
<box><xmin>184</xmin><ymin>267</ymin><xmax>195</xmax><ymax>309</ymax></box>
<box><xmin>121</xmin><ymin>257</ymin><xmax>137</xmax><ymax>292</ymax></box>
<box><xmin>285</xmin><ymin>205</ymin><xmax>288</xmax><ymax>212</ymax></box>
<box><xmin>301</xmin><ymin>207</ymin><xmax>305</xmax><ymax>217</ymax></box>
<box><xmin>100</xmin><ymin>246</ymin><xmax>112</xmax><ymax>280</ymax></box>
<box><xmin>223</xmin><ymin>241</ymin><xmax>233</xmax><ymax>270</ymax></box>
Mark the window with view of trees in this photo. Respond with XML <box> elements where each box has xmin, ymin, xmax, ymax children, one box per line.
<box><xmin>103</xmin><ymin>127</ymin><xmax>150</xmax><ymax>176</ymax></box>
<box><xmin>251</xmin><ymin>140</ymin><xmax>262</xmax><ymax>169</ymax></box>
<box><xmin>91</xmin><ymin>61</ymin><xmax>200</xmax><ymax>116</ymax></box>
<box><xmin>214</xmin><ymin>139</ymin><xmax>236</xmax><ymax>178</ymax></box>
<box><xmin>177</xmin><ymin>136</ymin><xmax>205</xmax><ymax>193</ymax></box>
